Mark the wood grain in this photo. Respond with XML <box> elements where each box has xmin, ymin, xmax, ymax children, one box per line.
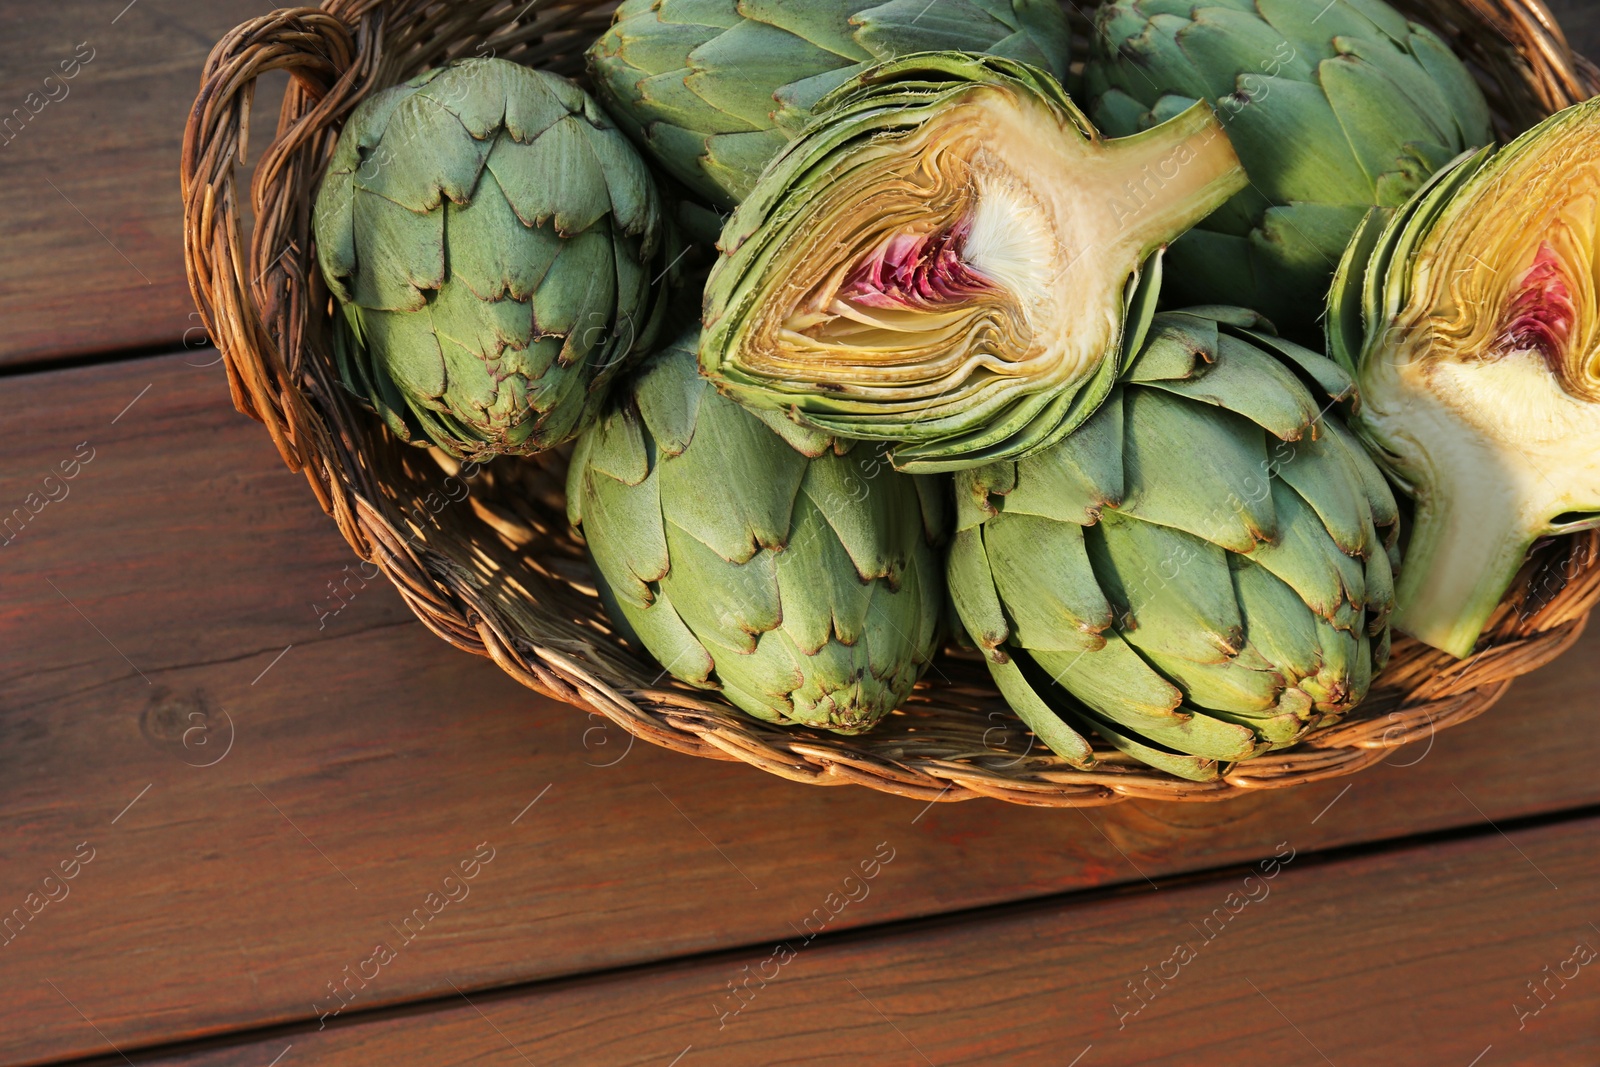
<box><xmin>0</xmin><ymin>0</ymin><xmax>278</xmax><ymax>367</ymax></box>
<box><xmin>105</xmin><ymin>815</ymin><xmax>1600</xmax><ymax>1066</ymax></box>
<box><xmin>4</xmin><ymin>351</ymin><xmax>1600</xmax><ymax>1064</ymax></box>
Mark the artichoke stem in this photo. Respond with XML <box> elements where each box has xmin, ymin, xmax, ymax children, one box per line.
<box><xmin>1394</xmin><ymin>478</ymin><xmax>1551</xmax><ymax>659</ymax></box>
<box><xmin>1095</xmin><ymin>101</ymin><xmax>1247</xmax><ymax>259</ymax></box>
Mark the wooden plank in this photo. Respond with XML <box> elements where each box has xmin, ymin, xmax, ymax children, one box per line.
<box><xmin>0</xmin><ymin>0</ymin><xmax>278</xmax><ymax>367</ymax></box>
<box><xmin>98</xmin><ymin>816</ymin><xmax>1600</xmax><ymax>1066</ymax></box>
<box><xmin>5</xmin><ymin>351</ymin><xmax>1600</xmax><ymax>1064</ymax></box>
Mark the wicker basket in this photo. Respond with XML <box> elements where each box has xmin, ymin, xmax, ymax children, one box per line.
<box><xmin>182</xmin><ymin>0</ymin><xmax>1600</xmax><ymax>806</ymax></box>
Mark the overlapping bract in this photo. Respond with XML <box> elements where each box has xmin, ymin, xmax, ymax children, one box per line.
<box><xmin>1328</xmin><ymin>97</ymin><xmax>1600</xmax><ymax>657</ymax></box>
<box><xmin>947</xmin><ymin>309</ymin><xmax>1399</xmax><ymax>781</ymax></box>
<box><xmin>1085</xmin><ymin>0</ymin><xmax>1493</xmax><ymax>339</ymax></box>
<box><xmin>587</xmin><ymin>0</ymin><xmax>1071</xmax><ymax>208</ymax></box>
<box><xmin>313</xmin><ymin>59</ymin><xmax>674</xmax><ymax>459</ymax></box>
<box><xmin>700</xmin><ymin>53</ymin><xmax>1246</xmax><ymax>474</ymax></box>
<box><xmin>568</xmin><ymin>332</ymin><xmax>947</xmax><ymax>734</ymax></box>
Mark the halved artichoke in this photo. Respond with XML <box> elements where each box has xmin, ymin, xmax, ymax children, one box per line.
<box><xmin>1329</xmin><ymin>97</ymin><xmax>1600</xmax><ymax>658</ymax></box>
<box><xmin>700</xmin><ymin>53</ymin><xmax>1248</xmax><ymax>473</ymax></box>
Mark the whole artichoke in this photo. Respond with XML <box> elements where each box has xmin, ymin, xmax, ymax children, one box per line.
<box><xmin>701</xmin><ymin>53</ymin><xmax>1247</xmax><ymax>474</ymax></box>
<box><xmin>948</xmin><ymin>309</ymin><xmax>1400</xmax><ymax>781</ymax></box>
<box><xmin>568</xmin><ymin>331</ymin><xmax>947</xmax><ymax>734</ymax></box>
<box><xmin>1084</xmin><ymin>0</ymin><xmax>1493</xmax><ymax>339</ymax></box>
<box><xmin>313</xmin><ymin>58</ymin><xmax>676</xmax><ymax>459</ymax></box>
<box><xmin>587</xmin><ymin>0</ymin><xmax>1071</xmax><ymax>208</ymax></box>
<box><xmin>1328</xmin><ymin>97</ymin><xmax>1600</xmax><ymax>658</ymax></box>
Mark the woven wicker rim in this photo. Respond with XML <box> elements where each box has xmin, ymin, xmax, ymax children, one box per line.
<box><xmin>182</xmin><ymin>0</ymin><xmax>1600</xmax><ymax>806</ymax></box>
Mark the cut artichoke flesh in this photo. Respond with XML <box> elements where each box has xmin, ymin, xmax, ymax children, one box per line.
<box><xmin>1329</xmin><ymin>97</ymin><xmax>1600</xmax><ymax>657</ymax></box>
<box><xmin>702</xmin><ymin>53</ymin><xmax>1247</xmax><ymax>473</ymax></box>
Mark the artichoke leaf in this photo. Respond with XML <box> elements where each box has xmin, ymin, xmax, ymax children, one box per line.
<box><xmin>589</xmin><ymin>0</ymin><xmax>1071</xmax><ymax>206</ymax></box>
<box><xmin>1118</xmin><ymin>388</ymin><xmax>1277</xmax><ymax>553</ymax></box>
<box><xmin>738</xmin><ymin>0</ymin><xmax>873</xmax><ymax>61</ymax></box>
<box><xmin>1032</xmin><ymin>633</ymin><xmax>1187</xmax><ymax>727</ymax></box>
<box><xmin>656</xmin><ymin>389</ymin><xmax>809</xmax><ymax>564</ymax></box>
<box><xmin>1140</xmin><ymin>643</ymin><xmax>1283</xmax><ymax>715</ymax></box>
<box><xmin>613</xmin><ymin>585</ymin><xmax>717</xmax><ymax>687</ymax></box>
<box><xmin>986</xmin><ymin>513</ymin><xmax>1114</xmax><ymax>653</ymax></box>
<box><xmin>579</xmin><ymin>462</ymin><xmax>668</xmax><ymax>609</ymax></box>
<box><xmin>775</xmin><ymin>488</ymin><xmax>876</xmax><ymax>654</ymax></box>
<box><xmin>1087</xmin><ymin>512</ymin><xmax>1244</xmax><ymax>666</ymax></box>
<box><xmin>1271</xmin><ymin>423</ymin><xmax>1374</xmax><ymax>559</ymax></box>
<box><xmin>1248</xmin><ymin>480</ymin><xmax>1366</xmax><ymax>627</ymax></box>
<box><xmin>1143</xmin><ymin>332</ymin><xmax>1322</xmax><ymax>442</ymax></box>
<box><xmin>1002</xmin><ymin>392</ymin><xmax>1126</xmax><ymax>525</ymax></box>
<box><xmin>1124</xmin><ymin>313</ymin><xmax>1219</xmax><ymax>383</ymax></box>
<box><xmin>983</xmin><ymin>656</ymin><xmax>1097</xmax><ymax>768</ymax></box>
<box><xmin>1067</xmin><ymin>705</ymin><xmax>1222</xmax><ymax>783</ymax></box>
<box><xmin>947</xmin><ymin>527</ymin><xmax>1011</xmax><ymax>656</ymax></box>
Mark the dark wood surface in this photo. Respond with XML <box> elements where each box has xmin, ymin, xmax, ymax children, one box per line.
<box><xmin>2</xmin><ymin>2</ymin><xmax>1599</xmax><ymax>1066</ymax></box>
<box><xmin>103</xmin><ymin>818</ymin><xmax>1600</xmax><ymax>1066</ymax></box>
<box><xmin>0</xmin><ymin>0</ymin><xmax>279</xmax><ymax>368</ymax></box>
<box><xmin>6</xmin><ymin>350</ymin><xmax>1600</xmax><ymax>1065</ymax></box>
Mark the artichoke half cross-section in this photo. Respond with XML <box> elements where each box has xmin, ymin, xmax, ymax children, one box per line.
<box><xmin>1328</xmin><ymin>97</ymin><xmax>1600</xmax><ymax>658</ymax></box>
<box><xmin>313</xmin><ymin>59</ymin><xmax>675</xmax><ymax>460</ymax></box>
<box><xmin>700</xmin><ymin>54</ymin><xmax>1248</xmax><ymax>474</ymax></box>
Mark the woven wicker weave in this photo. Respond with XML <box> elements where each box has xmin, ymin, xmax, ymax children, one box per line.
<box><xmin>182</xmin><ymin>0</ymin><xmax>1600</xmax><ymax>806</ymax></box>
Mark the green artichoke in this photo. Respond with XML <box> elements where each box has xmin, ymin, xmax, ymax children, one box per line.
<box><xmin>587</xmin><ymin>0</ymin><xmax>1071</xmax><ymax>209</ymax></box>
<box><xmin>1327</xmin><ymin>97</ymin><xmax>1600</xmax><ymax>658</ymax></box>
<box><xmin>313</xmin><ymin>58</ymin><xmax>676</xmax><ymax>459</ymax></box>
<box><xmin>568</xmin><ymin>331</ymin><xmax>947</xmax><ymax>734</ymax></box>
<box><xmin>701</xmin><ymin>53</ymin><xmax>1248</xmax><ymax>474</ymax></box>
<box><xmin>948</xmin><ymin>308</ymin><xmax>1400</xmax><ymax>781</ymax></box>
<box><xmin>1084</xmin><ymin>0</ymin><xmax>1493</xmax><ymax>339</ymax></box>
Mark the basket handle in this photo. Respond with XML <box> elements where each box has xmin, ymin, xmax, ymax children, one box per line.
<box><xmin>180</xmin><ymin>8</ymin><xmax>374</xmax><ymax>504</ymax></box>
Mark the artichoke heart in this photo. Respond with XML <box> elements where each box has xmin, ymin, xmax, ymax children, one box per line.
<box><xmin>1328</xmin><ymin>97</ymin><xmax>1600</xmax><ymax>657</ymax></box>
<box><xmin>702</xmin><ymin>54</ymin><xmax>1248</xmax><ymax>474</ymax></box>
<box><xmin>312</xmin><ymin>58</ymin><xmax>676</xmax><ymax>459</ymax></box>
<box><xmin>569</xmin><ymin>331</ymin><xmax>947</xmax><ymax>734</ymax></box>
<box><xmin>949</xmin><ymin>309</ymin><xmax>1399</xmax><ymax>782</ymax></box>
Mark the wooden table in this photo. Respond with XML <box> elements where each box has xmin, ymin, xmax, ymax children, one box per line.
<box><xmin>3</xmin><ymin>3</ymin><xmax>1598</xmax><ymax>1065</ymax></box>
